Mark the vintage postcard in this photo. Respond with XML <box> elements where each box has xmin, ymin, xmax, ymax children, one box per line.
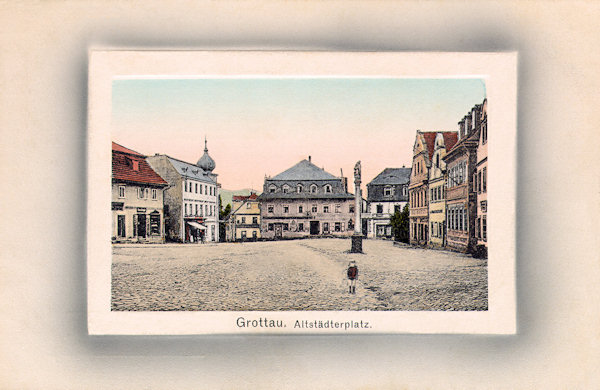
<box><xmin>88</xmin><ymin>51</ymin><xmax>517</xmax><ymax>334</ymax></box>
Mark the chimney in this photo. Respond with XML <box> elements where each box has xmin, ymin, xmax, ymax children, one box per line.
<box><xmin>458</xmin><ymin>119</ymin><xmax>465</xmax><ymax>140</ymax></box>
<box><xmin>465</xmin><ymin>114</ymin><xmax>472</xmax><ymax>135</ymax></box>
<box><xmin>308</xmin><ymin>155</ymin><xmax>311</xmax><ymax>163</ymax></box>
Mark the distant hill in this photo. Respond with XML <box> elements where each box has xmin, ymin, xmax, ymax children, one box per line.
<box><xmin>219</xmin><ymin>188</ymin><xmax>261</xmax><ymax>208</ymax></box>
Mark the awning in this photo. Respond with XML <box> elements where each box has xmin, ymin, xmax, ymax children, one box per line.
<box><xmin>187</xmin><ymin>221</ymin><xmax>206</xmax><ymax>230</ymax></box>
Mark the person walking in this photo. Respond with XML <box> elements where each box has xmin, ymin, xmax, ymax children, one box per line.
<box><xmin>347</xmin><ymin>260</ymin><xmax>358</xmax><ymax>294</ymax></box>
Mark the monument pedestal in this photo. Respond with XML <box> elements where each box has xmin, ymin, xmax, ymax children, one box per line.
<box><xmin>351</xmin><ymin>233</ymin><xmax>363</xmax><ymax>253</ymax></box>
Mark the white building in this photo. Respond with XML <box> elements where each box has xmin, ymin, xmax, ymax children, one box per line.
<box><xmin>147</xmin><ymin>139</ymin><xmax>220</xmax><ymax>243</ymax></box>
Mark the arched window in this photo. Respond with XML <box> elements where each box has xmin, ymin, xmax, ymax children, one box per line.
<box><xmin>269</xmin><ymin>184</ymin><xmax>277</xmax><ymax>193</ymax></box>
<box><xmin>324</xmin><ymin>184</ymin><xmax>332</xmax><ymax>193</ymax></box>
<box><xmin>296</xmin><ymin>184</ymin><xmax>303</xmax><ymax>193</ymax></box>
<box><xmin>310</xmin><ymin>184</ymin><xmax>318</xmax><ymax>194</ymax></box>
<box><xmin>282</xmin><ymin>184</ymin><xmax>290</xmax><ymax>194</ymax></box>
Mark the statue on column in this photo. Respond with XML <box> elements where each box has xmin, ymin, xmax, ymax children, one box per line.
<box><xmin>350</xmin><ymin>160</ymin><xmax>363</xmax><ymax>253</ymax></box>
<box><xmin>354</xmin><ymin>161</ymin><xmax>361</xmax><ymax>182</ymax></box>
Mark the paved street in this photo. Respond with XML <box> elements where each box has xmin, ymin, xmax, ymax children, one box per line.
<box><xmin>112</xmin><ymin>238</ymin><xmax>487</xmax><ymax>311</ymax></box>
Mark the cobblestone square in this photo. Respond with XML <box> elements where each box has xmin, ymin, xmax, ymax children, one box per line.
<box><xmin>112</xmin><ymin>238</ymin><xmax>487</xmax><ymax>311</ymax></box>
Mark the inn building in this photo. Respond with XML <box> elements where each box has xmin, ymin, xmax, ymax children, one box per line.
<box><xmin>443</xmin><ymin>103</ymin><xmax>482</xmax><ymax>253</ymax></box>
<box><xmin>147</xmin><ymin>139</ymin><xmax>220</xmax><ymax>243</ymax></box>
<box><xmin>364</xmin><ymin>167</ymin><xmax>411</xmax><ymax>239</ymax></box>
<box><xmin>258</xmin><ymin>157</ymin><xmax>355</xmax><ymax>239</ymax></box>
<box><xmin>111</xmin><ymin>142</ymin><xmax>168</xmax><ymax>243</ymax></box>
<box><xmin>427</xmin><ymin>131</ymin><xmax>458</xmax><ymax>248</ymax></box>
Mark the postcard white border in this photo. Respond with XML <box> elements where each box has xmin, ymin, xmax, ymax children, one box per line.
<box><xmin>88</xmin><ymin>51</ymin><xmax>517</xmax><ymax>335</ymax></box>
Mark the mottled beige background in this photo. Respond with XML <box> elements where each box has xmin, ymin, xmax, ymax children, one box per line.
<box><xmin>1</xmin><ymin>1</ymin><xmax>599</xmax><ymax>389</ymax></box>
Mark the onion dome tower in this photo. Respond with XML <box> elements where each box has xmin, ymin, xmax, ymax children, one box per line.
<box><xmin>197</xmin><ymin>136</ymin><xmax>216</xmax><ymax>172</ymax></box>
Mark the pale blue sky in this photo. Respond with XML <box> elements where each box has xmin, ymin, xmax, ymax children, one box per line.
<box><xmin>112</xmin><ymin>78</ymin><xmax>485</xmax><ymax>192</ymax></box>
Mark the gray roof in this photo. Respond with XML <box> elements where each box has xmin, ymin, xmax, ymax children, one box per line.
<box><xmin>270</xmin><ymin>159</ymin><xmax>339</xmax><ymax>181</ymax></box>
<box><xmin>368</xmin><ymin>168</ymin><xmax>412</xmax><ymax>186</ymax></box>
<box><xmin>258</xmin><ymin>192</ymin><xmax>354</xmax><ymax>201</ymax></box>
<box><xmin>167</xmin><ymin>156</ymin><xmax>216</xmax><ymax>183</ymax></box>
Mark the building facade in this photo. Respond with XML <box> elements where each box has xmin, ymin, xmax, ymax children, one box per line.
<box><xmin>147</xmin><ymin>139</ymin><xmax>220</xmax><ymax>243</ymax></box>
<box><xmin>408</xmin><ymin>131</ymin><xmax>437</xmax><ymax>246</ymax></box>
<box><xmin>227</xmin><ymin>193</ymin><xmax>261</xmax><ymax>241</ymax></box>
<box><xmin>427</xmin><ymin>132</ymin><xmax>458</xmax><ymax>248</ymax></box>
<box><xmin>474</xmin><ymin>99</ymin><xmax>488</xmax><ymax>254</ymax></box>
<box><xmin>258</xmin><ymin>157</ymin><xmax>355</xmax><ymax>239</ymax></box>
<box><xmin>111</xmin><ymin>142</ymin><xmax>168</xmax><ymax>243</ymax></box>
<box><xmin>443</xmin><ymin>103</ymin><xmax>482</xmax><ymax>253</ymax></box>
<box><xmin>364</xmin><ymin>168</ymin><xmax>411</xmax><ymax>239</ymax></box>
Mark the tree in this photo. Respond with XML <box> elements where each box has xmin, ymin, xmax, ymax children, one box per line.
<box><xmin>218</xmin><ymin>195</ymin><xmax>231</xmax><ymax>242</ymax></box>
<box><xmin>390</xmin><ymin>204</ymin><xmax>410</xmax><ymax>243</ymax></box>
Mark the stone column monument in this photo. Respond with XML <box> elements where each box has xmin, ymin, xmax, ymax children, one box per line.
<box><xmin>351</xmin><ymin>161</ymin><xmax>363</xmax><ymax>253</ymax></box>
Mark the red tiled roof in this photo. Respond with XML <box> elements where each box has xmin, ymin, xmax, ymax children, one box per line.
<box><xmin>442</xmin><ymin>132</ymin><xmax>459</xmax><ymax>151</ymax></box>
<box><xmin>421</xmin><ymin>132</ymin><xmax>437</xmax><ymax>162</ymax></box>
<box><xmin>112</xmin><ymin>142</ymin><xmax>144</xmax><ymax>156</ymax></box>
<box><xmin>233</xmin><ymin>193</ymin><xmax>258</xmax><ymax>201</ymax></box>
<box><xmin>112</xmin><ymin>143</ymin><xmax>167</xmax><ymax>186</ymax></box>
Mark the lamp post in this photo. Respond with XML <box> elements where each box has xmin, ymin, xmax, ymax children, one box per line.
<box><xmin>351</xmin><ymin>161</ymin><xmax>363</xmax><ymax>253</ymax></box>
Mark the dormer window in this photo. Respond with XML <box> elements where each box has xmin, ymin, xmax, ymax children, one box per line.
<box><xmin>384</xmin><ymin>186</ymin><xmax>393</xmax><ymax>197</ymax></box>
<box><xmin>296</xmin><ymin>184</ymin><xmax>303</xmax><ymax>193</ymax></box>
<box><xmin>269</xmin><ymin>184</ymin><xmax>277</xmax><ymax>193</ymax></box>
<box><xmin>310</xmin><ymin>184</ymin><xmax>317</xmax><ymax>193</ymax></box>
<box><xmin>324</xmin><ymin>184</ymin><xmax>332</xmax><ymax>193</ymax></box>
<box><xmin>282</xmin><ymin>185</ymin><xmax>290</xmax><ymax>194</ymax></box>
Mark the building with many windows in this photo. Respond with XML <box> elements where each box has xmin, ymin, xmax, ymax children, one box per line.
<box><xmin>427</xmin><ymin>131</ymin><xmax>458</xmax><ymax>248</ymax></box>
<box><xmin>443</xmin><ymin>103</ymin><xmax>482</xmax><ymax>253</ymax></box>
<box><xmin>111</xmin><ymin>142</ymin><xmax>168</xmax><ymax>243</ymax></box>
<box><xmin>364</xmin><ymin>167</ymin><xmax>411</xmax><ymax>239</ymax></box>
<box><xmin>147</xmin><ymin>139</ymin><xmax>220</xmax><ymax>243</ymax></box>
<box><xmin>474</xmin><ymin>99</ymin><xmax>488</xmax><ymax>255</ymax></box>
<box><xmin>258</xmin><ymin>156</ymin><xmax>355</xmax><ymax>239</ymax></box>
<box><xmin>227</xmin><ymin>193</ymin><xmax>261</xmax><ymax>241</ymax></box>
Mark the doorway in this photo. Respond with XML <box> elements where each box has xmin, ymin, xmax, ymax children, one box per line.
<box><xmin>310</xmin><ymin>221</ymin><xmax>320</xmax><ymax>235</ymax></box>
<box><xmin>137</xmin><ymin>214</ymin><xmax>146</xmax><ymax>237</ymax></box>
<box><xmin>274</xmin><ymin>224</ymin><xmax>283</xmax><ymax>239</ymax></box>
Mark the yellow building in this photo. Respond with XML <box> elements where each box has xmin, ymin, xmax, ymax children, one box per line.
<box><xmin>227</xmin><ymin>193</ymin><xmax>261</xmax><ymax>241</ymax></box>
<box><xmin>428</xmin><ymin>132</ymin><xmax>458</xmax><ymax>248</ymax></box>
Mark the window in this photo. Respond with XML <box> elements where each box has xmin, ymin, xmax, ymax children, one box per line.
<box><xmin>403</xmin><ymin>186</ymin><xmax>407</xmax><ymax>196</ymax></box>
<box><xmin>335</xmin><ymin>204</ymin><xmax>341</xmax><ymax>213</ymax></box>
<box><xmin>482</xmin><ymin>167</ymin><xmax>487</xmax><ymax>192</ymax></box>
<box><xmin>118</xmin><ymin>186</ymin><xmax>125</xmax><ymax>198</ymax></box>
<box><xmin>283</xmin><ymin>206</ymin><xmax>289</xmax><ymax>213</ymax></box>
<box><xmin>252</xmin><ymin>231</ymin><xmax>257</xmax><ymax>238</ymax></box>
<box><xmin>150</xmin><ymin>212</ymin><xmax>160</xmax><ymax>235</ymax></box>
<box><xmin>269</xmin><ymin>185</ymin><xmax>277</xmax><ymax>193</ymax></box>
<box><xmin>268</xmin><ymin>205</ymin><xmax>274</xmax><ymax>213</ymax></box>
<box><xmin>138</xmin><ymin>187</ymin><xmax>145</xmax><ymax>199</ymax></box>
<box><xmin>195</xmin><ymin>183</ymin><xmax>198</xmax><ymax>193</ymax></box>
<box><xmin>298</xmin><ymin>223</ymin><xmax>304</xmax><ymax>231</ymax></box>
<box><xmin>297</xmin><ymin>184</ymin><xmax>303</xmax><ymax>193</ymax></box>
<box><xmin>349</xmin><ymin>205</ymin><xmax>355</xmax><ymax>213</ymax></box>
<box><xmin>241</xmin><ymin>231</ymin><xmax>247</xmax><ymax>239</ymax></box>
<box><xmin>323</xmin><ymin>222</ymin><xmax>329</xmax><ymax>233</ymax></box>
<box><xmin>482</xmin><ymin>216</ymin><xmax>487</xmax><ymax>241</ymax></box>
<box><xmin>246</xmin><ymin>203</ymin><xmax>251</xmax><ymax>209</ymax></box>
<box><xmin>199</xmin><ymin>184</ymin><xmax>202</xmax><ymax>194</ymax></box>
<box><xmin>477</xmin><ymin>217</ymin><xmax>482</xmax><ymax>239</ymax></box>
<box><xmin>394</xmin><ymin>205</ymin><xmax>401</xmax><ymax>213</ymax></box>
<box><xmin>335</xmin><ymin>222</ymin><xmax>341</xmax><ymax>232</ymax></box>
<box><xmin>312</xmin><ymin>205</ymin><xmax>318</xmax><ymax>213</ymax></box>
<box><xmin>323</xmin><ymin>205</ymin><xmax>330</xmax><ymax>213</ymax></box>
<box><xmin>151</xmin><ymin>189</ymin><xmax>157</xmax><ymax>200</ymax></box>
<box><xmin>282</xmin><ymin>185</ymin><xmax>289</xmax><ymax>194</ymax></box>
<box><xmin>298</xmin><ymin>205</ymin><xmax>304</xmax><ymax>213</ymax></box>
<box><xmin>204</xmin><ymin>185</ymin><xmax>207</xmax><ymax>194</ymax></box>
<box><xmin>324</xmin><ymin>184</ymin><xmax>332</xmax><ymax>193</ymax></box>
<box><xmin>283</xmin><ymin>223</ymin><xmax>289</xmax><ymax>231</ymax></box>
<box><xmin>252</xmin><ymin>217</ymin><xmax>258</xmax><ymax>224</ymax></box>
<box><xmin>384</xmin><ymin>186</ymin><xmax>393</xmax><ymax>197</ymax></box>
<box><xmin>376</xmin><ymin>204</ymin><xmax>383</xmax><ymax>214</ymax></box>
<box><xmin>195</xmin><ymin>204</ymin><xmax>198</xmax><ymax>216</ymax></box>
<box><xmin>268</xmin><ymin>223</ymin><xmax>274</xmax><ymax>231</ymax></box>
<box><xmin>205</xmin><ymin>205</ymin><xmax>208</xmax><ymax>216</ymax></box>
<box><xmin>241</xmin><ymin>217</ymin><xmax>246</xmax><ymax>224</ymax></box>
<box><xmin>310</xmin><ymin>184</ymin><xmax>317</xmax><ymax>193</ymax></box>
